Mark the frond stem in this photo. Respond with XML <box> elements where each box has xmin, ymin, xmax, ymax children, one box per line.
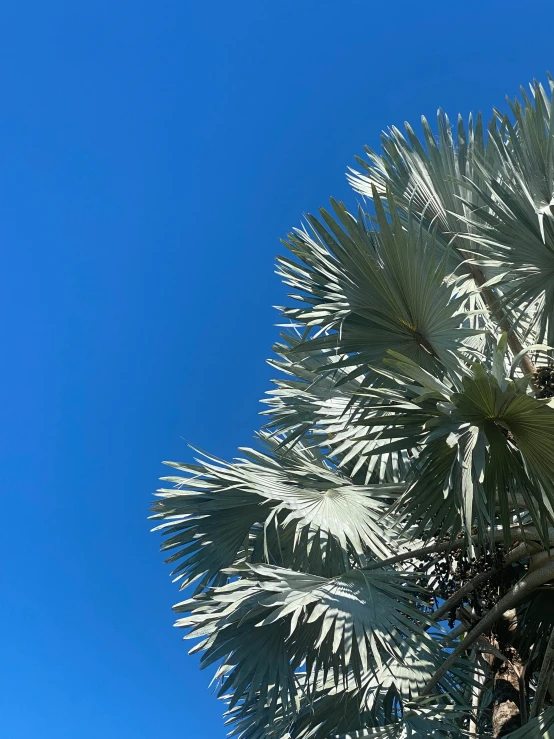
<box><xmin>431</xmin><ymin>541</ymin><xmax>534</xmax><ymax>623</ymax></box>
<box><xmin>431</xmin><ymin>567</ymin><xmax>499</xmax><ymax>623</ymax></box>
<box><xmin>364</xmin><ymin>526</ymin><xmax>551</xmax><ymax>572</ymax></box>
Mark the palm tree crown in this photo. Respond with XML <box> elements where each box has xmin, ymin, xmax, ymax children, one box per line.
<box><xmin>152</xmin><ymin>76</ymin><xmax>554</xmax><ymax>738</ymax></box>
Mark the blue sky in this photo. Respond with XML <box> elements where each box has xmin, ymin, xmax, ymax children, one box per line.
<box><xmin>0</xmin><ymin>2</ymin><xmax>553</xmax><ymax>737</ymax></box>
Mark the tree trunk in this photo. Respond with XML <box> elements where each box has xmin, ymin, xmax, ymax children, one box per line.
<box><xmin>492</xmin><ymin>659</ymin><xmax>521</xmax><ymax>736</ymax></box>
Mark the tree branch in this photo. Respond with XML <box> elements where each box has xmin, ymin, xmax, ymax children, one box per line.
<box><xmin>422</xmin><ymin>559</ymin><xmax>554</xmax><ymax>696</ymax></box>
<box><xmin>431</xmin><ymin>567</ymin><xmax>499</xmax><ymax>623</ymax></box>
<box><xmin>364</xmin><ymin>526</ymin><xmax>551</xmax><ymax>573</ymax></box>
<box><xmin>431</xmin><ymin>541</ymin><xmax>537</xmax><ymax>623</ymax></box>
<box><xmin>443</xmin><ymin>618</ymin><xmax>470</xmax><ymax>642</ymax></box>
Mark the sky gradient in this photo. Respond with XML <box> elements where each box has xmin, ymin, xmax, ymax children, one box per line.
<box><xmin>1</xmin><ymin>2</ymin><xmax>553</xmax><ymax>737</ymax></box>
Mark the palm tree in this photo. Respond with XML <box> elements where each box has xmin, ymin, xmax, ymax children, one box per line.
<box><xmin>152</xmin><ymin>76</ymin><xmax>554</xmax><ymax>738</ymax></box>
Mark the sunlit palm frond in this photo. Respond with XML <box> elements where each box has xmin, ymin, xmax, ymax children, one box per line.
<box><xmin>348</xmin><ymin>108</ymin><xmax>494</xmax><ymax>242</ymax></box>
<box><xmin>262</xmin><ymin>332</ymin><xmax>366</xmax><ymax>446</ymax></box>
<box><xmin>262</xmin><ymin>334</ymin><xmax>413</xmax><ymax>485</ymax></box>
<box><xmin>151</xmin><ymin>439</ymin><xmax>403</xmax><ymax>594</ymax></box>
<box><xmin>175</xmin><ymin>563</ymin><xmax>433</xmax><ymax>725</ymax></box>
<box><xmin>454</xmin><ymin>80</ymin><xmax>554</xmax><ymax>344</ymax></box>
<box><xmin>347</xmin><ymin>104</ymin><xmax>533</xmax><ymax>348</ymax></box>
<box><xmin>277</xmin><ymin>194</ymin><xmax>477</xmax><ymax>377</ymax></box>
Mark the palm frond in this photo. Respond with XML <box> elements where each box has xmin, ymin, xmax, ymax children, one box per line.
<box><xmin>175</xmin><ymin>563</ymin><xmax>434</xmax><ymax>725</ymax></box>
<box><xmin>335</xmin><ymin>697</ymin><xmax>468</xmax><ymax>737</ymax></box>
<box><xmin>455</xmin><ymin>79</ymin><xmax>554</xmax><ymax>344</ymax></box>
<box><xmin>503</xmin><ymin>706</ymin><xmax>554</xmax><ymax>737</ymax></box>
<box><xmin>349</xmin><ymin>108</ymin><xmax>494</xmax><ymax>244</ymax></box>
<box><xmin>151</xmin><ymin>439</ymin><xmax>403</xmax><ymax>595</ymax></box>
<box><xmin>262</xmin><ymin>333</ymin><xmax>413</xmax><ymax>484</ymax></box>
<box><xmin>347</xmin><ymin>351</ymin><xmax>554</xmax><ymax>544</ymax></box>
<box><xmin>226</xmin><ymin>674</ymin><xmax>375</xmax><ymax>739</ymax></box>
<box><xmin>277</xmin><ymin>194</ymin><xmax>477</xmax><ymax>376</ymax></box>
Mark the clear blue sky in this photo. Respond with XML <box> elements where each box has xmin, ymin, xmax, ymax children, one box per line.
<box><xmin>0</xmin><ymin>2</ymin><xmax>552</xmax><ymax>737</ymax></box>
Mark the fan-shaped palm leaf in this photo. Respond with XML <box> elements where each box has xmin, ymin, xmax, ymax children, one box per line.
<box><xmin>351</xmin><ymin>351</ymin><xmax>554</xmax><ymax>545</ymax></box>
<box><xmin>454</xmin><ymin>80</ymin><xmax>554</xmax><ymax>344</ymax></box>
<box><xmin>263</xmin><ymin>334</ymin><xmax>413</xmax><ymax>484</ymax></box>
<box><xmin>503</xmin><ymin>706</ymin><xmax>554</xmax><ymax>737</ymax></box>
<box><xmin>335</xmin><ymin>698</ymin><xmax>468</xmax><ymax>737</ymax></box>
<box><xmin>348</xmin><ymin>108</ymin><xmax>494</xmax><ymax>246</ymax></box>
<box><xmin>278</xmin><ymin>193</ymin><xmax>478</xmax><ymax>376</ymax></box>
<box><xmin>151</xmin><ymin>439</ymin><xmax>403</xmax><ymax>594</ymax></box>
<box><xmin>175</xmin><ymin>563</ymin><xmax>434</xmax><ymax>725</ymax></box>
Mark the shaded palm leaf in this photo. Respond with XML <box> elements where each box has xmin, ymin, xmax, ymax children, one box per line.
<box><xmin>335</xmin><ymin>698</ymin><xmax>468</xmax><ymax>737</ymax></box>
<box><xmin>226</xmin><ymin>674</ymin><xmax>375</xmax><ymax>739</ymax></box>
<box><xmin>504</xmin><ymin>706</ymin><xmax>554</xmax><ymax>737</ymax></box>
<box><xmin>351</xmin><ymin>351</ymin><xmax>554</xmax><ymax>544</ymax></box>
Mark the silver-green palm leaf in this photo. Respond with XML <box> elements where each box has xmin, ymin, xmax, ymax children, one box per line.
<box><xmin>278</xmin><ymin>193</ymin><xmax>478</xmax><ymax>375</ymax></box>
